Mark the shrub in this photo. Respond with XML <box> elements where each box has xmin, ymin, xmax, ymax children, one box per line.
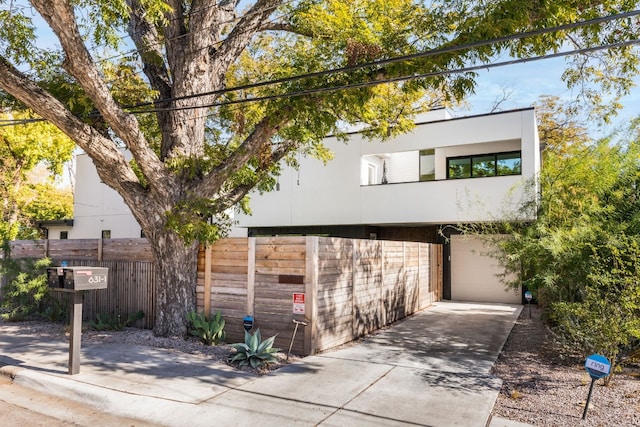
<box><xmin>186</xmin><ymin>310</ymin><xmax>226</xmax><ymax>345</ymax></box>
<box><xmin>0</xmin><ymin>257</ymin><xmax>51</xmax><ymax>321</ymax></box>
<box><xmin>90</xmin><ymin>310</ymin><xmax>145</xmax><ymax>331</ymax></box>
<box><xmin>228</xmin><ymin>328</ymin><xmax>279</xmax><ymax>369</ymax></box>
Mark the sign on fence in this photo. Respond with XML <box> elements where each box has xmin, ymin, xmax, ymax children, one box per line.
<box><xmin>293</xmin><ymin>292</ymin><xmax>305</xmax><ymax>314</ymax></box>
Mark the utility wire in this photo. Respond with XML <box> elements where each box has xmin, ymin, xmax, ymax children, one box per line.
<box><xmin>120</xmin><ymin>9</ymin><xmax>640</xmax><ymax>110</ymax></box>
<box><xmin>0</xmin><ymin>11</ymin><xmax>638</xmax><ymax>126</ymax></box>
<box><xmin>2</xmin><ymin>37</ymin><xmax>637</xmax><ymax>128</ymax></box>
<box><xmin>127</xmin><ymin>38</ymin><xmax>640</xmax><ymax>114</ymax></box>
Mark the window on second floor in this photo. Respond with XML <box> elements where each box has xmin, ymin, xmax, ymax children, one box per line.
<box><xmin>447</xmin><ymin>151</ymin><xmax>521</xmax><ymax>179</ymax></box>
<box><xmin>60</xmin><ymin>231</ymin><xmax>68</xmax><ymax>239</ymax></box>
<box><xmin>101</xmin><ymin>230</ymin><xmax>111</xmax><ymax>239</ymax></box>
<box><xmin>419</xmin><ymin>149</ymin><xmax>435</xmax><ymax>181</ymax></box>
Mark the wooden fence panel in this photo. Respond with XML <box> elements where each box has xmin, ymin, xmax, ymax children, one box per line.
<box><xmin>65</xmin><ymin>260</ymin><xmax>155</xmax><ymax>329</ymax></box>
<box><xmin>252</xmin><ymin>237</ymin><xmax>307</xmax><ymax>354</ymax></box>
<box><xmin>7</xmin><ymin>240</ymin><xmax>47</xmax><ymax>259</ymax></box>
<box><xmin>352</xmin><ymin>240</ymin><xmax>383</xmax><ymax>338</ymax></box>
<box><xmin>316</xmin><ymin>238</ymin><xmax>353</xmax><ymax>351</ymax></box>
<box><xmin>404</xmin><ymin>242</ymin><xmax>421</xmax><ymax>314</ymax></box>
<box><xmin>418</xmin><ymin>243</ymin><xmax>432</xmax><ymax>309</ymax></box>
<box><xmin>102</xmin><ymin>239</ymin><xmax>153</xmax><ymax>262</ymax></box>
<box><xmin>48</xmin><ymin>239</ymin><xmax>100</xmax><ymax>261</ymax></box>
<box><xmin>197</xmin><ymin>240</ymin><xmax>249</xmax><ymax>343</ymax></box>
<box><xmin>381</xmin><ymin>241</ymin><xmax>406</xmax><ymax>325</ymax></box>
<box><xmin>431</xmin><ymin>244</ymin><xmax>444</xmax><ymax>302</ymax></box>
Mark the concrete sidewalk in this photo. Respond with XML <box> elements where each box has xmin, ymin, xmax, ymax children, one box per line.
<box><xmin>0</xmin><ymin>301</ymin><xmax>527</xmax><ymax>427</ymax></box>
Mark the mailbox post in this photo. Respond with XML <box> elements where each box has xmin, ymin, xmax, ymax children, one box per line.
<box><xmin>47</xmin><ymin>266</ymin><xmax>108</xmax><ymax>375</ymax></box>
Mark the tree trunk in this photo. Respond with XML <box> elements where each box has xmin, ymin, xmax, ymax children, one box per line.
<box><xmin>150</xmin><ymin>229</ymin><xmax>199</xmax><ymax>337</ymax></box>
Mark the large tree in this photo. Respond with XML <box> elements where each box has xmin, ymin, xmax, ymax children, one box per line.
<box><xmin>0</xmin><ymin>1</ymin><xmax>638</xmax><ymax>336</ymax></box>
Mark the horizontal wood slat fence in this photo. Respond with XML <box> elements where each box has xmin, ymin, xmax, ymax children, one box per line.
<box><xmin>198</xmin><ymin>236</ymin><xmax>443</xmax><ymax>355</ymax></box>
<box><xmin>6</xmin><ymin>239</ymin><xmax>154</xmax><ymax>329</ymax></box>
<box><xmin>6</xmin><ymin>236</ymin><xmax>443</xmax><ymax>353</ymax></box>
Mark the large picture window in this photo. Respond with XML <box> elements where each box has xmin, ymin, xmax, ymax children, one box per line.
<box><xmin>447</xmin><ymin>151</ymin><xmax>521</xmax><ymax>179</ymax></box>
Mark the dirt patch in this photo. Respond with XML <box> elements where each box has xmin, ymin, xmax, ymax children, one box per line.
<box><xmin>491</xmin><ymin>305</ymin><xmax>640</xmax><ymax>426</ymax></box>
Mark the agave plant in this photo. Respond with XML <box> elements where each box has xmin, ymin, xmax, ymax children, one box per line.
<box><xmin>186</xmin><ymin>311</ymin><xmax>226</xmax><ymax>345</ymax></box>
<box><xmin>228</xmin><ymin>329</ymin><xmax>279</xmax><ymax>369</ymax></box>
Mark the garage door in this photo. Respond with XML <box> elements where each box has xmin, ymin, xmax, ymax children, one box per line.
<box><xmin>450</xmin><ymin>234</ymin><xmax>520</xmax><ymax>303</ymax></box>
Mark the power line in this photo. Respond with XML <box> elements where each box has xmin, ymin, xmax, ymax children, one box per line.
<box><xmin>121</xmin><ymin>9</ymin><xmax>640</xmax><ymax>111</ymax></box>
<box><xmin>126</xmin><ymin>39</ymin><xmax>640</xmax><ymax>115</ymax></box>
<box><xmin>1</xmin><ymin>11</ymin><xmax>638</xmax><ymax>126</ymax></box>
<box><xmin>2</xmin><ymin>37</ymin><xmax>636</xmax><ymax>129</ymax></box>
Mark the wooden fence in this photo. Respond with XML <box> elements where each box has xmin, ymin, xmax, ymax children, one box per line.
<box><xmin>5</xmin><ymin>236</ymin><xmax>443</xmax><ymax>351</ymax></box>
<box><xmin>5</xmin><ymin>239</ymin><xmax>154</xmax><ymax>328</ymax></box>
<box><xmin>198</xmin><ymin>236</ymin><xmax>443</xmax><ymax>355</ymax></box>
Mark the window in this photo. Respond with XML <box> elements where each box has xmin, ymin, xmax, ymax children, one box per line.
<box><xmin>101</xmin><ymin>230</ymin><xmax>111</xmax><ymax>239</ymax></box>
<box><xmin>140</xmin><ymin>230</ymin><xmax>146</xmax><ymax>238</ymax></box>
<box><xmin>60</xmin><ymin>231</ymin><xmax>68</xmax><ymax>240</ymax></box>
<box><xmin>447</xmin><ymin>151</ymin><xmax>521</xmax><ymax>179</ymax></box>
<box><xmin>367</xmin><ymin>163</ymin><xmax>377</xmax><ymax>185</ymax></box>
<box><xmin>472</xmin><ymin>155</ymin><xmax>496</xmax><ymax>177</ymax></box>
<box><xmin>448</xmin><ymin>157</ymin><xmax>471</xmax><ymax>179</ymax></box>
<box><xmin>419</xmin><ymin>149</ymin><xmax>435</xmax><ymax>181</ymax></box>
<box><xmin>497</xmin><ymin>152</ymin><xmax>522</xmax><ymax>175</ymax></box>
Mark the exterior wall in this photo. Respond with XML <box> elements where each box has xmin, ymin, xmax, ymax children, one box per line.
<box><xmin>65</xmin><ymin>108</ymin><xmax>539</xmax><ymax>239</ymax></box>
<box><xmin>449</xmin><ymin>234</ymin><xmax>520</xmax><ymax>304</ymax></box>
<box><xmin>237</xmin><ymin>108</ymin><xmax>540</xmax><ymax>228</ymax></box>
<box><xmin>71</xmin><ymin>151</ymin><xmax>142</xmax><ymax>239</ymax></box>
<box><xmin>69</xmin><ymin>152</ymin><xmax>248</xmax><ymax>239</ymax></box>
<box><xmin>43</xmin><ymin>225</ymin><xmax>73</xmax><ymax>239</ymax></box>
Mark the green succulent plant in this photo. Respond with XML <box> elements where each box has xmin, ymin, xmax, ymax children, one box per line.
<box><xmin>228</xmin><ymin>329</ymin><xmax>279</xmax><ymax>369</ymax></box>
<box><xmin>186</xmin><ymin>310</ymin><xmax>226</xmax><ymax>345</ymax></box>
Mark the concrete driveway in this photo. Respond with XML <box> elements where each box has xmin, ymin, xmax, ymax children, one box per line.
<box><xmin>0</xmin><ymin>301</ymin><xmax>522</xmax><ymax>427</ymax></box>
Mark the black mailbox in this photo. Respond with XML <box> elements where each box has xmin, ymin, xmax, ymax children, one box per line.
<box><xmin>62</xmin><ymin>267</ymin><xmax>108</xmax><ymax>290</ymax></box>
<box><xmin>47</xmin><ymin>267</ymin><xmax>65</xmax><ymax>288</ymax></box>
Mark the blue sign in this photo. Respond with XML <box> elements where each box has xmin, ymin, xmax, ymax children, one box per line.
<box><xmin>524</xmin><ymin>291</ymin><xmax>532</xmax><ymax>301</ymax></box>
<box><xmin>243</xmin><ymin>315</ymin><xmax>254</xmax><ymax>332</ymax></box>
<box><xmin>585</xmin><ymin>354</ymin><xmax>611</xmax><ymax>379</ymax></box>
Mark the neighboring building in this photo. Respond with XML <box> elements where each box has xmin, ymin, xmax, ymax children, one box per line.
<box><xmin>42</xmin><ymin>107</ymin><xmax>540</xmax><ymax>304</ymax></box>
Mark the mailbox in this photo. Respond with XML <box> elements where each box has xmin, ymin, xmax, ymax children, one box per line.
<box><xmin>47</xmin><ymin>267</ymin><xmax>65</xmax><ymax>288</ymax></box>
<box><xmin>62</xmin><ymin>267</ymin><xmax>108</xmax><ymax>290</ymax></box>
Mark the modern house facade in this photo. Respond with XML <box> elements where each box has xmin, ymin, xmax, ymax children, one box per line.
<box><xmin>41</xmin><ymin>107</ymin><xmax>540</xmax><ymax>304</ymax></box>
<box><xmin>236</xmin><ymin>107</ymin><xmax>540</xmax><ymax>303</ymax></box>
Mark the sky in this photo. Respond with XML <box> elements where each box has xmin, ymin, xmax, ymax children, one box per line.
<box><xmin>460</xmin><ymin>55</ymin><xmax>640</xmax><ymax>137</ymax></box>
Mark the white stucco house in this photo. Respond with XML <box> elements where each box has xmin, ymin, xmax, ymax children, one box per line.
<box><xmin>41</xmin><ymin>107</ymin><xmax>540</xmax><ymax>304</ymax></box>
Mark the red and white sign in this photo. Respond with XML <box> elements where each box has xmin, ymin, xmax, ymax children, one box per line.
<box><xmin>293</xmin><ymin>293</ymin><xmax>305</xmax><ymax>314</ymax></box>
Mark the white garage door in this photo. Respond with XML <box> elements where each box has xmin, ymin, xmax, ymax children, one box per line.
<box><xmin>450</xmin><ymin>234</ymin><xmax>520</xmax><ymax>303</ymax></box>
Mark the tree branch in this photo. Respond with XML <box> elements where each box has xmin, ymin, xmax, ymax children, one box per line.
<box><xmin>195</xmin><ymin>107</ymin><xmax>291</xmax><ymax>198</ymax></box>
<box><xmin>258</xmin><ymin>21</ymin><xmax>314</xmax><ymax>37</ymax></box>
<box><xmin>126</xmin><ymin>0</ymin><xmax>172</xmax><ymax>100</ymax></box>
<box><xmin>30</xmin><ymin>0</ymin><xmax>170</xmax><ymax>198</ymax></box>
<box><xmin>215</xmin><ymin>138</ymin><xmax>298</xmax><ymax>211</ymax></box>
<box><xmin>0</xmin><ymin>56</ymin><xmax>144</xmax><ymax>203</ymax></box>
<box><xmin>212</xmin><ymin>0</ymin><xmax>284</xmax><ymax>79</ymax></box>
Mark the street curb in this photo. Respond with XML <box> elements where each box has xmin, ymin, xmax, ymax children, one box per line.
<box><xmin>0</xmin><ymin>363</ymin><xmax>23</xmax><ymax>380</ymax></box>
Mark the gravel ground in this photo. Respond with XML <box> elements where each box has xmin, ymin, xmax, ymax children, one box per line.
<box><xmin>491</xmin><ymin>305</ymin><xmax>640</xmax><ymax>426</ymax></box>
